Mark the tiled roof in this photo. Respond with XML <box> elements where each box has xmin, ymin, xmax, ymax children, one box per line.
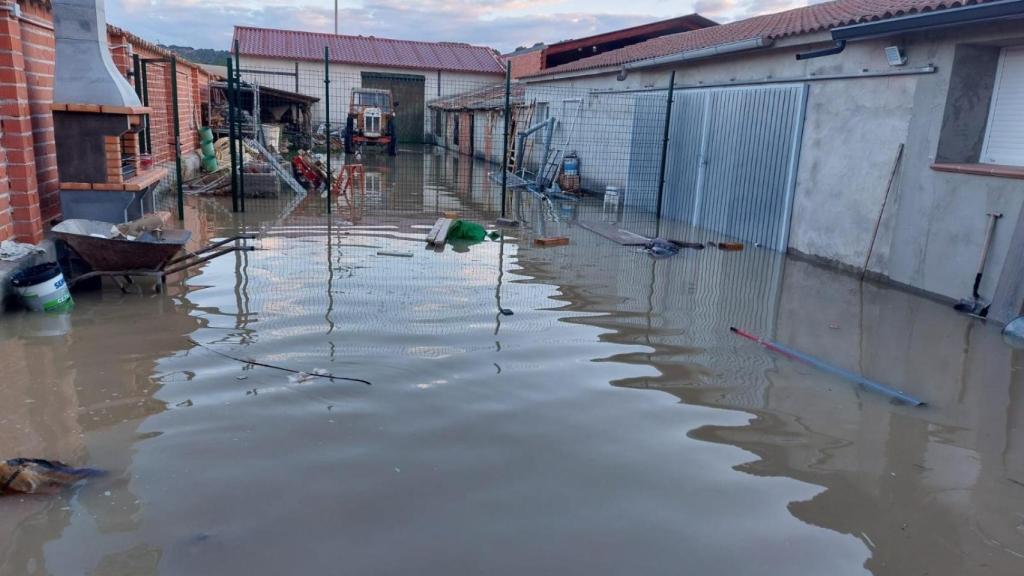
<box><xmin>428</xmin><ymin>83</ymin><xmax>527</xmax><ymax>111</ymax></box>
<box><xmin>525</xmin><ymin>0</ymin><xmax>997</xmax><ymax>78</ymax></box>
<box><xmin>233</xmin><ymin>27</ymin><xmax>505</xmax><ymax>75</ymax></box>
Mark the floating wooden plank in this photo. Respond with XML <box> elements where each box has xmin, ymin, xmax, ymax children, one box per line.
<box><xmin>534</xmin><ymin>236</ymin><xmax>570</xmax><ymax>247</ymax></box>
<box><xmin>426</xmin><ymin>218</ymin><xmax>453</xmax><ymax>246</ymax></box>
<box><xmin>576</xmin><ymin>221</ymin><xmax>649</xmax><ymax>246</ymax></box>
<box><xmin>377</xmin><ymin>251</ymin><xmax>413</xmax><ymax>258</ymax></box>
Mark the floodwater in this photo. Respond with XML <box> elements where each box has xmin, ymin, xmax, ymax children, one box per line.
<box><xmin>1</xmin><ymin>148</ymin><xmax>1022</xmax><ymax>575</ymax></box>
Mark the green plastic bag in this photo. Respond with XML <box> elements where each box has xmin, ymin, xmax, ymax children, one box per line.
<box><xmin>446</xmin><ymin>220</ymin><xmax>487</xmax><ymax>242</ymax></box>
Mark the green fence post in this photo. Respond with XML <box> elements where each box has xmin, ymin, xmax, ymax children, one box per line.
<box><xmin>324</xmin><ymin>46</ymin><xmax>331</xmax><ymax>214</ymax></box>
<box><xmin>655</xmin><ymin>70</ymin><xmax>675</xmax><ymax>223</ymax></box>
<box><xmin>227</xmin><ymin>58</ymin><xmax>239</xmax><ymax>212</ymax></box>
<box><xmin>501</xmin><ymin>63</ymin><xmax>511</xmax><ymax>219</ymax></box>
<box><xmin>170</xmin><ymin>56</ymin><xmax>184</xmax><ymax>221</ymax></box>
<box><xmin>234</xmin><ymin>40</ymin><xmax>245</xmax><ymax>212</ymax></box>
<box><xmin>140</xmin><ymin>61</ymin><xmax>152</xmax><ymax>155</ymax></box>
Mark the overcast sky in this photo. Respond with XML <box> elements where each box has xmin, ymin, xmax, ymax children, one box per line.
<box><xmin>105</xmin><ymin>0</ymin><xmax>821</xmax><ymax>53</ymax></box>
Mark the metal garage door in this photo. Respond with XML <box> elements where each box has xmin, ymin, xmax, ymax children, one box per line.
<box><xmin>361</xmin><ymin>72</ymin><xmax>426</xmax><ymax>144</ymax></box>
<box><xmin>661</xmin><ymin>84</ymin><xmax>807</xmax><ymax>251</ymax></box>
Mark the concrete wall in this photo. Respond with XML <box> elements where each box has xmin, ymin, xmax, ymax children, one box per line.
<box><xmin>525</xmin><ymin>22</ymin><xmax>1024</xmax><ymax>310</ymax></box>
<box><xmin>238</xmin><ymin>56</ymin><xmax>500</xmax><ymax>140</ymax></box>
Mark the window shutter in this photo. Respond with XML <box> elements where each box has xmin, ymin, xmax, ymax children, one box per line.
<box><xmin>981</xmin><ymin>46</ymin><xmax>1024</xmax><ymax>166</ymax></box>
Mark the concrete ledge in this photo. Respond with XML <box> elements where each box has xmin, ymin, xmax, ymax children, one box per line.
<box><xmin>0</xmin><ymin>240</ymin><xmax>57</xmax><ymax>312</ymax></box>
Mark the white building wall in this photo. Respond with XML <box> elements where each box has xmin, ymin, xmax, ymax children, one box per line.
<box><xmin>238</xmin><ymin>56</ymin><xmax>501</xmax><ymax>138</ymax></box>
<box><xmin>524</xmin><ymin>22</ymin><xmax>1024</xmax><ymax>309</ymax></box>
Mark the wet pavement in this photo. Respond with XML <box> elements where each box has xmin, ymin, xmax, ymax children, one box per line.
<box><xmin>1</xmin><ymin>148</ymin><xmax>1022</xmax><ymax>575</ymax></box>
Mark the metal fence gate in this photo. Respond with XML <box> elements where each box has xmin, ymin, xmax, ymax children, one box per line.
<box><xmin>661</xmin><ymin>84</ymin><xmax>807</xmax><ymax>251</ymax></box>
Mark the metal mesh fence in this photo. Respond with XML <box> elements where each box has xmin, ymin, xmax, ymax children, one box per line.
<box><xmin>194</xmin><ymin>54</ymin><xmax>675</xmax><ymax>239</ymax></box>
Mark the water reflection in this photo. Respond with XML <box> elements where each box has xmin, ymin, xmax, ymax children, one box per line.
<box><xmin>0</xmin><ymin>147</ymin><xmax>1021</xmax><ymax>575</ymax></box>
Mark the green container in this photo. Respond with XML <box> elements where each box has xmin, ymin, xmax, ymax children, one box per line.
<box><xmin>202</xmin><ymin>155</ymin><xmax>218</xmax><ymax>172</ymax></box>
<box><xmin>198</xmin><ymin>126</ymin><xmax>214</xmax><ymax>144</ymax></box>
<box><xmin>200</xmin><ymin>141</ymin><xmax>216</xmax><ymax>158</ymax></box>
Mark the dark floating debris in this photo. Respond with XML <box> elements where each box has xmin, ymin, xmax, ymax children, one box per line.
<box><xmin>1</xmin><ymin>458</ymin><xmax>104</xmax><ymax>496</ymax></box>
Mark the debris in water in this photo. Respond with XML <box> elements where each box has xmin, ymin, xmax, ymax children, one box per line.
<box><xmin>710</xmin><ymin>242</ymin><xmax>744</xmax><ymax>251</ymax></box>
<box><xmin>534</xmin><ymin>236</ymin><xmax>570</xmax><ymax>247</ymax></box>
<box><xmin>729</xmin><ymin>326</ymin><xmax>926</xmax><ymax>406</ymax></box>
<box><xmin>645</xmin><ymin>238</ymin><xmax>679</xmax><ymax>258</ymax></box>
<box><xmin>377</xmin><ymin>251</ymin><xmax>413</xmax><ymax>258</ymax></box>
<box><xmin>1</xmin><ymin>459</ymin><xmax>104</xmax><ymax>495</ymax></box>
<box><xmin>499</xmin><ymin>308</ymin><xmax>513</xmax><ymax>316</ymax></box>
<box><xmin>176</xmin><ymin>399</ymin><xmax>194</xmax><ymax>408</ymax></box>
<box><xmin>188</xmin><ymin>337</ymin><xmax>372</xmax><ymax>386</ymax></box>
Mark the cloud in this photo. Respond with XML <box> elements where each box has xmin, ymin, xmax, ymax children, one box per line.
<box><xmin>106</xmin><ymin>0</ymin><xmax>656</xmax><ymax>52</ymax></box>
<box><xmin>693</xmin><ymin>0</ymin><xmax>830</xmax><ymax>22</ymax></box>
<box><xmin>104</xmin><ymin>0</ymin><xmax>831</xmax><ymax>52</ymax></box>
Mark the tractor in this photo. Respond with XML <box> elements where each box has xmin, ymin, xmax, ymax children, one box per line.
<box><xmin>343</xmin><ymin>88</ymin><xmax>397</xmax><ymax>156</ymax></box>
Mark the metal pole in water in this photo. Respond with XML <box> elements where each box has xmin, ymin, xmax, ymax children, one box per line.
<box><xmin>234</xmin><ymin>40</ymin><xmax>245</xmax><ymax>212</ymax></box>
<box><xmin>729</xmin><ymin>327</ymin><xmax>926</xmax><ymax>406</ymax></box>
<box><xmin>500</xmin><ymin>62</ymin><xmax>511</xmax><ymax>219</ymax></box>
<box><xmin>324</xmin><ymin>46</ymin><xmax>332</xmax><ymax>214</ymax></box>
<box><xmin>170</xmin><ymin>56</ymin><xmax>184</xmax><ymax>221</ymax></box>
<box><xmin>656</xmin><ymin>70</ymin><xmax>675</xmax><ymax>224</ymax></box>
<box><xmin>227</xmin><ymin>58</ymin><xmax>239</xmax><ymax>212</ymax></box>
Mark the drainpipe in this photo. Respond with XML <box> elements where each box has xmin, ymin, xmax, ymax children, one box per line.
<box><xmin>796</xmin><ymin>0</ymin><xmax>1024</xmax><ymax>60</ymax></box>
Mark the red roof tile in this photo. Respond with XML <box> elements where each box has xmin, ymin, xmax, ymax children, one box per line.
<box><xmin>525</xmin><ymin>0</ymin><xmax>996</xmax><ymax>78</ymax></box>
<box><xmin>233</xmin><ymin>27</ymin><xmax>504</xmax><ymax>75</ymax></box>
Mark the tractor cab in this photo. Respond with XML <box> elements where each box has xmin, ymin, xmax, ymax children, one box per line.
<box><xmin>345</xmin><ymin>88</ymin><xmax>397</xmax><ymax>156</ymax></box>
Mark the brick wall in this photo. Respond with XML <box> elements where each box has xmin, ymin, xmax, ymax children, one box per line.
<box><xmin>0</xmin><ymin>1</ymin><xmax>49</xmax><ymax>243</ymax></box>
<box><xmin>506</xmin><ymin>49</ymin><xmax>544</xmax><ymax>80</ymax></box>
<box><xmin>108</xmin><ymin>26</ymin><xmax>211</xmax><ymax>165</ymax></box>
<box><xmin>0</xmin><ymin>2</ymin><xmax>212</xmax><ymax>243</ymax></box>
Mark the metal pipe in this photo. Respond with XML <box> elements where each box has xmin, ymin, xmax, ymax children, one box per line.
<box><xmin>501</xmin><ymin>63</ymin><xmax>511</xmax><ymax>218</ymax></box>
<box><xmin>655</xmin><ymin>70</ymin><xmax>675</xmax><ymax>222</ymax></box>
<box><xmin>227</xmin><ymin>58</ymin><xmax>239</xmax><ymax>212</ymax></box>
<box><xmin>324</xmin><ymin>46</ymin><xmax>331</xmax><ymax>214</ymax></box>
<box><xmin>538</xmin><ymin>117</ymin><xmax>555</xmax><ymax>188</ymax></box>
<box><xmin>589</xmin><ymin>66</ymin><xmax>938</xmax><ymax>95</ymax></box>
<box><xmin>730</xmin><ymin>327</ymin><xmax>926</xmax><ymax>406</ymax></box>
<box><xmin>170</xmin><ymin>56</ymin><xmax>184</xmax><ymax>221</ymax></box>
<box><xmin>234</xmin><ymin>39</ymin><xmax>245</xmax><ymax>212</ymax></box>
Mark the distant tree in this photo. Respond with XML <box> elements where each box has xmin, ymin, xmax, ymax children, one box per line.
<box><xmin>161</xmin><ymin>45</ymin><xmax>231</xmax><ymax>65</ymax></box>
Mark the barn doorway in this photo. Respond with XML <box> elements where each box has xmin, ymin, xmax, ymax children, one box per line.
<box><xmin>361</xmin><ymin>72</ymin><xmax>426</xmax><ymax>145</ymax></box>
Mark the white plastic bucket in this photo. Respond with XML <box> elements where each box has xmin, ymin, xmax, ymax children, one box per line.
<box><xmin>11</xmin><ymin>262</ymin><xmax>73</xmax><ymax>313</ymax></box>
<box><xmin>604</xmin><ymin>186</ymin><xmax>620</xmax><ymax>206</ymax></box>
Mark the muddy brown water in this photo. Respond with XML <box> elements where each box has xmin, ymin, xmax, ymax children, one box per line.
<box><xmin>1</xmin><ymin>150</ymin><xmax>1022</xmax><ymax>575</ymax></box>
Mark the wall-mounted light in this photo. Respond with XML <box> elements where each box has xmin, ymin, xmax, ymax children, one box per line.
<box><xmin>885</xmin><ymin>46</ymin><xmax>907</xmax><ymax>66</ymax></box>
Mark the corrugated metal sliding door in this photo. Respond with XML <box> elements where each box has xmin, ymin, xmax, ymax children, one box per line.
<box><xmin>662</xmin><ymin>84</ymin><xmax>807</xmax><ymax>251</ymax></box>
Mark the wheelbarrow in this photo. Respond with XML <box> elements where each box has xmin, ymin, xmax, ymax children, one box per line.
<box><xmin>52</xmin><ymin>219</ymin><xmax>256</xmax><ymax>292</ymax></box>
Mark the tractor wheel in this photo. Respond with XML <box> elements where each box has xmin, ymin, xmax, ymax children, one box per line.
<box><xmin>386</xmin><ymin>121</ymin><xmax>398</xmax><ymax>157</ymax></box>
<box><xmin>344</xmin><ymin>115</ymin><xmax>355</xmax><ymax>155</ymax></box>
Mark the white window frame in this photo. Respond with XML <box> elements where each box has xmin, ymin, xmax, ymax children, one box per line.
<box><xmin>980</xmin><ymin>46</ymin><xmax>1024</xmax><ymax>166</ymax></box>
